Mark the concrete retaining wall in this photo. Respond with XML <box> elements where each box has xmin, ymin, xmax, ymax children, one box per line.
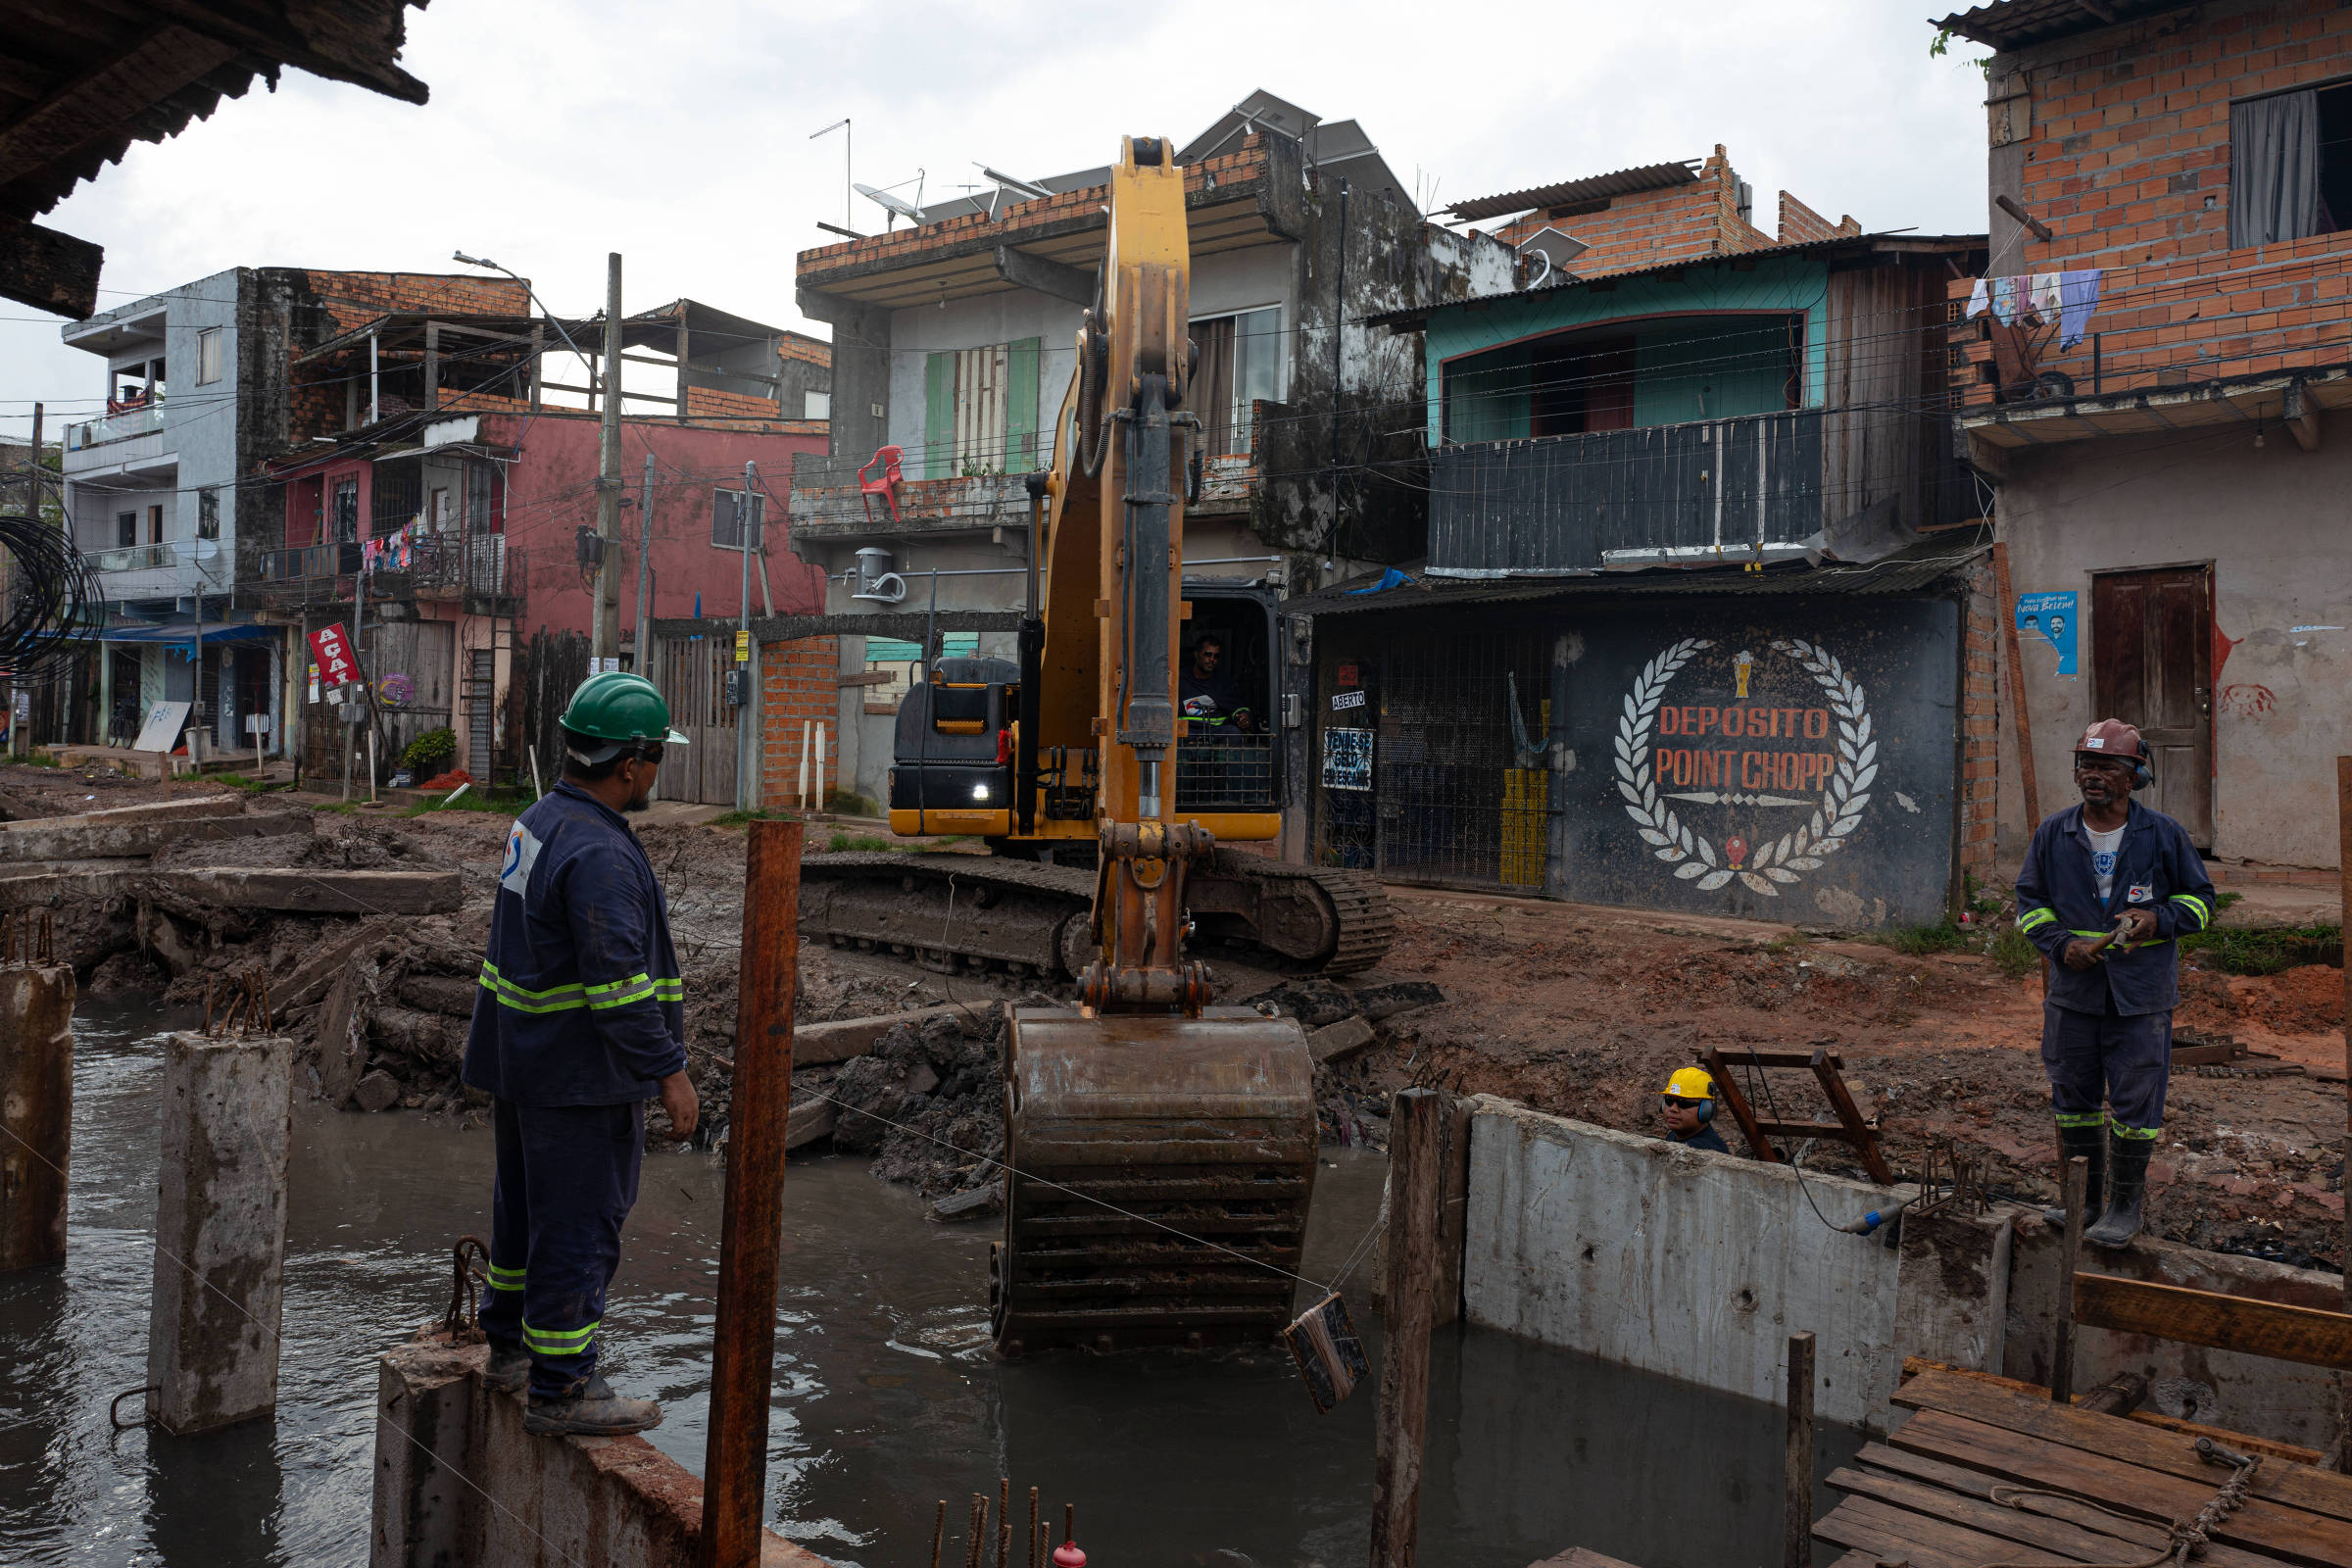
<box><xmin>2006</xmin><ymin>1221</ymin><xmax>2344</xmax><ymax>1452</ymax></box>
<box><xmin>1460</xmin><ymin>1099</ymin><xmax>2011</xmax><ymax>1431</ymax></box>
<box><xmin>372</xmin><ymin>1337</ymin><xmax>834</xmax><ymax>1568</ymax></box>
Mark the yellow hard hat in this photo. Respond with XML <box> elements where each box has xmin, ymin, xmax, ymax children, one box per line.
<box><xmin>1661</xmin><ymin>1066</ymin><xmax>1716</xmax><ymax>1102</ymax></box>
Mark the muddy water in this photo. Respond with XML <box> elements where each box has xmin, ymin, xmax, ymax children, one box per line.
<box><xmin>2</xmin><ymin>994</ymin><xmax>1862</xmax><ymax>1568</ymax></box>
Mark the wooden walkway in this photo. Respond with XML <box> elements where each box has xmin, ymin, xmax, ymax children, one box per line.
<box><xmin>1812</xmin><ymin>1367</ymin><xmax>2352</xmax><ymax>1567</ymax></box>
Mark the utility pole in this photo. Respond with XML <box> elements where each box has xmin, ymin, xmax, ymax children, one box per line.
<box><xmin>635</xmin><ymin>452</ymin><xmax>655</xmax><ymax>670</ymax></box>
<box><xmin>735</xmin><ymin>461</ymin><xmax>757</xmax><ymax>812</ymax></box>
<box><xmin>592</xmin><ymin>252</ymin><xmax>624</xmax><ymax>667</ymax></box>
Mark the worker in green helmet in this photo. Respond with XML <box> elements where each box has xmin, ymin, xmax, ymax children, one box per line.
<box><xmin>461</xmin><ymin>671</ymin><xmax>696</xmax><ymax>1436</ymax></box>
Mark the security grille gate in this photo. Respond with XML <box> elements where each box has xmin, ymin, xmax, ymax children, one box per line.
<box><xmin>1317</xmin><ymin>629</ymin><xmax>1550</xmax><ymax>894</ymax></box>
<box><xmin>649</xmin><ymin>633</ymin><xmax>741</xmax><ymax>806</ymax></box>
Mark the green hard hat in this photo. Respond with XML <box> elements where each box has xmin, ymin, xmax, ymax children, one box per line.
<box><xmin>559</xmin><ymin>671</ymin><xmax>689</xmax><ymax>752</ymax></box>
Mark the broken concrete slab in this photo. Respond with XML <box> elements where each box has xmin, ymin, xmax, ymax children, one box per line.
<box><xmin>928</xmin><ymin>1183</ymin><xmax>1002</xmax><ymax>1222</ymax></box>
<box><xmin>270</xmin><ymin>920</ymin><xmax>393</xmax><ymax>1019</ymax></box>
<box><xmin>353</xmin><ymin>1069</ymin><xmax>403</xmax><ymax>1113</ymax></box>
<box><xmin>0</xmin><ymin>793</ymin><xmax>246</xmax><ymax>833</ymax></box>
<box><xmin>793</xmin><ymin>1002</ymin><xmax>976</xmax><ymax>1066</ymax></box>
<box><xmin>314</xmin><ymin>956</ymin><xmax>379</xmax><ymax>1108</ymax></box>
<box><xmin>1308</xmin><ymin>1015</ymin><xmax>1375</xmax><ymax>1063</ymax></box>
<box><xmin>0</xmin><ymin>809</ymin><xmax>311</xmax><ymax>863</ymax></box>
<box><xmin>785</xmin><ymin>1098</ymin><xmax>836</xmax><ymax>1151</ymax></box>
<box><xmin>0</xmin><ymin>865</ymin><xmax>462</xmax><ymax>914</ymax></box>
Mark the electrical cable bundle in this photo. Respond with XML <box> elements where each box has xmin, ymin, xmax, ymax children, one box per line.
<box><xmin>0</xmin><ymin>511</ymin><xmax>106</xmax><ymax>682</ymax></box>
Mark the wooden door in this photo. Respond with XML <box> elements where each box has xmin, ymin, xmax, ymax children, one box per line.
<box><xmin>649</xmin><ymin>634</ymin><xmax>739</xmax><ymax>806</ymax></box>
<box><xmin>2091</xmin><ymin>567</ymin><xmax>2213</xmax><ymax>846</ymax></box>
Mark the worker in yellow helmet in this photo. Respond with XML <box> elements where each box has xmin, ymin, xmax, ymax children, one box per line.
<box><xmin>1659</xmin><ymin>1066</ymin><xmax>1730</xmax><ymax>1154</ymax></box>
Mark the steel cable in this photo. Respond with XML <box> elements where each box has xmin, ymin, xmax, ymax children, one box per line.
<box><xmin>0</xmin><ymin>509</ymin><xmax>106</xmax><ymax>681</ymax></box>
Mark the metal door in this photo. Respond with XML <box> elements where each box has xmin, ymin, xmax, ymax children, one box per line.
<box><xmin>650</xmin><ymin>633</ymin><xmax>739</xmax><ymax>806</ymax></box>
<box><xmin>2092</xmin><ymin>566</ymin><xmax>2213</xmax><ymax>845</ymax></box>
<box><xmin>466</xmin><ymin>648</ymin><xmax>495</xmax><ymax>779</ymax></box>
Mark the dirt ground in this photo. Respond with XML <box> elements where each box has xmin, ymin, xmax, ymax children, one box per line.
<box><xmin>9</xmin><ymin>761</ymin><xmax>2342</xmax><ymax>1268</ymax></box>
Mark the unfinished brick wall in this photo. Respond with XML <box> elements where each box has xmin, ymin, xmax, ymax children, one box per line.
<box><xmin>799</xmin><ymin>139</ymin><xmax>1271</xmax><ymax>277</ymax></box>
<box><xmin>1958</xmin><ymin>563</ymin><xmax>2002</xmax><ymax>886</ymax></box>
<box><xmin>1777</xmin><ymin>190</ymin><xmax>1858</xmax><ymax>247</ymax></box>
<box><xmin>759</xmin><ymin>636</ymin><xmax>842</xmax><ymax>808</ymax></box>
<box><xmin>294</xmin><ymin>270</ymin><xmax>529</xmax><ymax>334</ymax></box>
<box><xmin>1486</xmin><ymin>146</ymin><xmax>1859</xmax><ymax>281</ymax></box>
<box><xmin>1950</xmin><ymin>0</ymin><xmax>2352</xmax><ymax>404</ymax></box>
<box><xmin>779</xmin><ymin>333</ymin><xmax>831</xmax><ymax>369</ymax></box>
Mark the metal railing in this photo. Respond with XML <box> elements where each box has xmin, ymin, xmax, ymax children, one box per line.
<box><xmin>84</xmin><ymin>541</ymin><xmax>177</xmax><ymax>573</ymax></box>
<box><xmin>66</xmin><ymin>404</ymin><xmax>167</xmax><ymax>451</ymax></box>
<box><xmin>1175</xmin><ymin>731</ymin><xmax>1275</xmax><ymax>812</ymax></box>
<box><xmin>254</xmin><ymin>533</ymin><xmax>518</xmax><ymax>598</ymax></box>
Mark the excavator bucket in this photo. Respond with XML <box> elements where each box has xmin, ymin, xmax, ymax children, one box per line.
<box><xmin>989</xmin><ymin>1006</ymin><xmax>1318</xmax><ymax>1354</ymax></box>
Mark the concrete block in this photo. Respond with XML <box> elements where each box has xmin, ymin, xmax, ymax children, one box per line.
<box><xmin>1461</xmin><ymin>1097</ymin><xmax>1911</xmax><ymax>1430</ymax></box>
<box><xmin>0</xmin><ymin>964</ymin><xmax>74</xmax><ymax>1272</ymax></box>
<box><xmin>0</xmin><ymin>809</ymin><xmax>311</xmax><ymax>862</ymax></box>
<box><xmin>791</xmin><ymin>1002</ymin><xmax>970</xmax><ymax>1066</ymax></box>
<box><xmin>1307</xmin><ymin>1015</ymin><xmax>1374</xmax><ymax>1062</ymax></box>
<box><xmin>146</xmin><ymin>1032</ymin><xmax>291</xmax><ymax>1435</ymax></box>
<box><xmin>0</xmin><ymin>793</ymin><xmax>244</xmax><ymax>834</ymax></box>
<box><xmin>2006</xmin><ymin>1217</ymin><xmax>2345</xmax><ymax>1450</ymax></box>
<box><xmin>1893</xmin><ymin>1204</ymin><xmax>2013</xmax><ymax>1376</ymax></box>
<box><xmin>0</xmin><ymin>865</ymin><xmax>462</xmax><ymax>913</ymax></box>
<box><xmin>370</xmin><ymin>1339</ymin><xmax>838</xmax><ymax>1568</ymax></box>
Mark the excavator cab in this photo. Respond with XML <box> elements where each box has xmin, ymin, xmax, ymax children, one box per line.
<box><xmin>888</xmin><ymin>656</ymin><xmax>1018</xmax><ymax>837</ymax></box>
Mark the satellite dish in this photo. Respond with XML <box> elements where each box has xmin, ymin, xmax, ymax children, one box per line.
<box><xmin>856</xmin><ymin>182</ymin><xmax>925</xmax><ymax>227</ymax></box>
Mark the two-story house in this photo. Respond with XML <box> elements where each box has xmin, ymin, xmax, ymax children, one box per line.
<box><xmin>251</xmin><ymin>299</ymin><xmax>830</xmax><ymax>797</ymax></box>
<box><xmin>1935</xmin><ymin>0</ymin><xmax>2352</xmax><ymax>875</ymax></box>
<box><xmin>58</xmin><ymin>268</ymin><xmax>524</xmax><ymax>757</ymax></box>
<box><xmin>776</xmin><ymin>90</ymin><xmax>1505</xmax><ymax>814</ymax></box>
<box><xmin>1287</xmin><ymin>148</ymin><xmax>1992</xmax><ymax>928</ymax></box>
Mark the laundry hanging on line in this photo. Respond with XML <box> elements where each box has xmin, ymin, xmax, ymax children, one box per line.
<box><xmin>1965</xmin><ymin>268</ymin><xmax>2103</xmax><ymax>344</ymax></box>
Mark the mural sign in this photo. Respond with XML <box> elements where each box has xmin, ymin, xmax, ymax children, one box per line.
<box><xmin>1558</xmin><ymin>600</ymin><xmax>1958</xmax><ymax>927</ymax></box>
<box><xmin>2015</xmin><ymin>591</ymin><xmax>2077</xmax><ymax>676</ymax></box>
<box><xmin>1616</xmin><ymin>636</ymin><xmax>1875</xmax><ymax>898</ymax></box>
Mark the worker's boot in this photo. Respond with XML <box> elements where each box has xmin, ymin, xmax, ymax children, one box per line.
<box><xmin>2040</xmin><ymin>1119</ymin><xmax>2105</xmax><ymax>1227</ymax></box>
<box><xmin>523</xmin><ymin>1374</ymin><xmax>663</xmax><ymax>1438</ymax></box>
<box><xmin>482</xmin><ymin>1341</ymin><xmax>530</xmax><ymax>1395</ymax></box>
<box><xmin>2084</xmin><ymin>1131</ymin><xmax>2153</xmax><ymax>1249</ymax></box>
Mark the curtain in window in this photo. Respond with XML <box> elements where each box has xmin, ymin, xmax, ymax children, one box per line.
<box><xmin>2230</xmin><ymin>90</ymin><xmax>2321</xmax><ymax>245</ymax></box>
<box><xmin>1191</xmin><ymin>316</ymin><xmax>1237</xmax><ymax>453</ymax></box>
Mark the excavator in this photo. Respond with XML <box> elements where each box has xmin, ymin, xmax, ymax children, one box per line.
<box><xmin>799</xmin><ymin>137</ymin><xmax>1383</xmax><ymax>1352</ymax></box>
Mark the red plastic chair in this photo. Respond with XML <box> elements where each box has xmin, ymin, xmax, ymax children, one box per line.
<box><xmin>858</xmin><ymin>445</ymin><xmax>905</xmax><ymax>523</ymax></box>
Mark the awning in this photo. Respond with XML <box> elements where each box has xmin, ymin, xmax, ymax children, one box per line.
<box><xmin>103</xmin><ymin>620</ymin><xmax>283</xmax><ymax>647</ymax></box>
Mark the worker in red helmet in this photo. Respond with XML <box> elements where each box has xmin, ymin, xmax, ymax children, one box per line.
<box><xmin>2013</xmin><ymin>719</ymin><xmax>2215</xmax><ymax>1248</ymax></box>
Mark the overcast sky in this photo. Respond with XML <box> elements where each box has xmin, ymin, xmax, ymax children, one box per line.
<box><xmin>0</xmin><ymin>0</ymin><xmax>1991</xmax><ymax>444</ymax></box>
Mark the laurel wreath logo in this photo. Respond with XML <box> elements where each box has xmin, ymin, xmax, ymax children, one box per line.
<box><xmin>1614</xmin><ymin>637</ymin><xmax>1875</xmax><ymax>898</ymax></box>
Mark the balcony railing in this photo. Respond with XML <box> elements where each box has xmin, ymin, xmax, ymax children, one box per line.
<box><xmin>67</xmin><ymin>403</ymin><xmax>167</xmax><ymax>451</ymax></box>
<box><xmin>256</xmin><ymin>533</ymin><xmax>519</xmax><ymax>599</ymax></box>
<box><xmin>85</xmin><ymin>541</ymin><xmax>178</xmax><ymax>573</ymax></box>
<box><xmin>1426</xmin><ymin>409</ymin><xmax>1826</xmax><ymax>575</ymax></box>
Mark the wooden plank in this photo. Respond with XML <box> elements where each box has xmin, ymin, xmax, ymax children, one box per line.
<box><xmin>0</xmin><ymin>26</ymin><xmax>237</xmax><ymax>186</ymax></box>
<box><xmin>1702</xmin><ymin>1047</ymin><xmax>1781</xmax><ymax>1163</ymax></box>
<box><xmin>1814</xmin><ymin>1494</ymin><xmax>2071</xmax><ymax>1568</ymax></box>
<box><xmin>1886</xmin><ymin>1408</ymin><xmax>2352</xmax><ymax>1564</ymax></box>
<box><xmin>2074</xmin><ymin>1271</ymin><xmax>2352</xmax><ymax>1372</ymax></box>
<box><xmin>1829</xmin><ymin>1464</ymin><xmax>2159</xmax><ymax>1563</ymax></box>
<box><xmin>1369</xmin><ymin>1088</ymin><xmax>1442</xmax><ymax>1568</ymax></box>
<box><xmin>1897</xmin><ymin>1357</ymin><xmax>2324</xmax><ymax>1463</ymax></box>
<box><xmin>1847</xmin><ymin>1446</ymin><xmax>2279</xmax><ymax>1568</ymax></box>
<box><xmin>1813</xmin><ymin>1051</ymin><xmax>1894</xmax><ymax>1185</ymax></box>
<box><xmin>0</xmin><ymin>211</ymin><xmax>102</xmax><ymax>318</ymax></box>
<box><xmin>1896</xmin><ymin>1368</ymin><xmax>2352</xmax><ymax>1525</ymax></box>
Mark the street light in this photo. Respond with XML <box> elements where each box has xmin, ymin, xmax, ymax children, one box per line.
<box><xmin>453</xmin><ymin>251</ymin><xmax>591</xmax><ymax>364</ymax></box>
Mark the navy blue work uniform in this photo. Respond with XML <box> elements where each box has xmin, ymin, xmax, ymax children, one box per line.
<box><xmin>2013</xmin><ymin>802</ymin><xmax>2215</xmax><ymax>1144</ymax></box>
<box><xmin>1671</xmin><ymin>1124</ymin><xmax>1730</xmax><ymax>1155</ymax></box>
<box><xmin>462</xmin><ymin>782</ymin><xmax>685</xmax><ymax>1396</ymax></box>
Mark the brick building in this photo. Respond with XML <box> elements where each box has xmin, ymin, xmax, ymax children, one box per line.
<box><xmin>1936</xmin><ymin>0</ymin><xmax>2352</xmax><ymax>870</ymax></box>
<box><xmin>1279</xmin><ymin>148</ymin><xmax>1995</xmax><ymax>928</ymax></box>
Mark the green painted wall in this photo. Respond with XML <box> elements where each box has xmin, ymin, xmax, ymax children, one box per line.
<box><xmin>1426</xmin><ymin>254</ymin><xmax>1830</xmax><ymax>447</ymax></box>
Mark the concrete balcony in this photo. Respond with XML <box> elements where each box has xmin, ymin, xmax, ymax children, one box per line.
<box><xmin>65</xmin><ymin>403</ymin><xmax>166</xmax><ymax>455</ymax></box>
<box><xmin>787</xmin><ymin>465</ymin><xmax>1033</xmax><ymax>544</ymax></box>
<box><xmin>81</xmin><ymin>540</ymin><xmax>199</xmax><ymax>602</ymax></box>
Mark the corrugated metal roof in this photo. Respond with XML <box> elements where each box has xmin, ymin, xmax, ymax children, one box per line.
<box><xmin>1445</xmin><ymin>162</ymin><xmax>1699</xmax><ymax>224</ymax></box>
<box><xmin>1358</xmin><ymin>232</ymin><xmax>1987</xmax><ymax>330</ymax></box>
<box><xmin>1934</xmin><ymin>0</ymin><xmax>2197</xmax><ymax>52</ymax></box>
<box><xmin>1283</xmin><ymin>530</ymin><xmax>1991</xmax><ymax>618</ymax></box>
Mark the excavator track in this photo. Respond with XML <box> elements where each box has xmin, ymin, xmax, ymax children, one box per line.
<box><xmin>800</xmin><ymin>849</ymin><xmax>1396</xmax><ymax>979</ymax></box>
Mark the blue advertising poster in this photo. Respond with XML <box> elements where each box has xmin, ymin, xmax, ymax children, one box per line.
<box><xmin>2016</xmin><ymin>591</ymin><xmax>2078</xmax><ymax>676</ymax></box>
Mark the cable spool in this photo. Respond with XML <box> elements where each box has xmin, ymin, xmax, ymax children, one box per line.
<box><xmin>0</xmin><ymin>511</ymin><xmax>106</xmax><ymax>682</ymax></box>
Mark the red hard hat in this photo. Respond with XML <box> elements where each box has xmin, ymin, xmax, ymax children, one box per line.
<box><xmin>2073</xmin><ymin>718</ymin><xmax>2144</xmax><ymax>760</ymax></box>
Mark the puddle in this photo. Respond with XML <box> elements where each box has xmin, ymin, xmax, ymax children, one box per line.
<box><xmin>0</xmin><ymin>993</ymin><xmax>1862</xmax><ymax>1566</ymax></box>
